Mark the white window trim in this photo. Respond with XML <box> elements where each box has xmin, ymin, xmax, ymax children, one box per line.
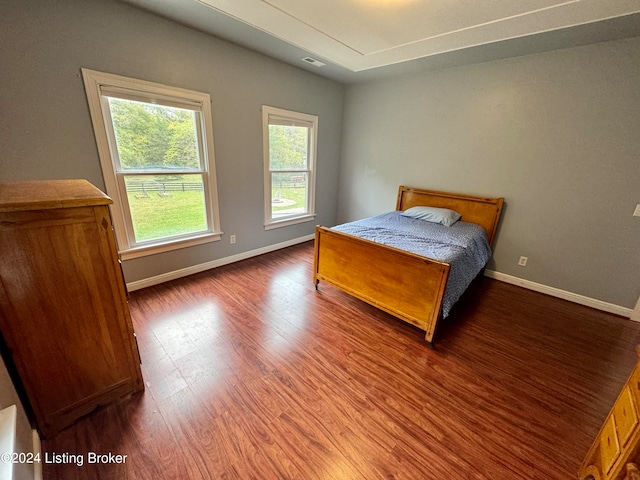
<box><xmin>82</xmin><ymin>68</ymin><xmax>222</xmax><ymax>259</ymax></box>
<box><xmin>262</xmin><ymin>105</ymin><xmax>318</xmax><ymax>230</ymax></box>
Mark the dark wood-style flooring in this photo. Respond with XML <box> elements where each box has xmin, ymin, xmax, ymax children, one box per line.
<box><xmin>42</xmin><ymin>241</ymin><xmax>640</xmax><ymax>479</ymax></box>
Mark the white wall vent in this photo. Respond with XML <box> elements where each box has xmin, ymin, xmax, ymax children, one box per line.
<box><xmin>301</xmin><ymin>57</ymin><xmax>326</xmax><ymax>67</ymax></box>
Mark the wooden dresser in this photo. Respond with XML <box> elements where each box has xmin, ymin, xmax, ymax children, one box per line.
<box><xmin>0</xmin><ymin>179</ymin><xmax>143</xmax><ymax>438</ymax></box>
<box><xmin>580</xmin><ymin>346</ymin><xmax>640</xmax><ymax>480</ymax></box>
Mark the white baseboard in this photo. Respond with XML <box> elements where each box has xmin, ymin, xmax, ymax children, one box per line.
<box><xmin>485</xmin><ymin>270</ymin><xmax>635</xmax><ymax>319</ymax></box>
<box><xmin>126</xmin><ymin>234</ymin><xmax>315</xmax><ymax>292</ymax></box>
<box><xmin>125</xmin><ymin>238</ymin><xmax>635</xmax><ymax>321</ymax></box>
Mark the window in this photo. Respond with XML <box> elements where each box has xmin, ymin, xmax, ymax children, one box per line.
<box><xmin>82</xmin><ymin>69</ymin><xmax>222</xmax><ymax>259</ymax></box>
<box><xmin>262</xmin><ymin>106</ymin><xmax>317</xmax><ymax>229</ymax></box>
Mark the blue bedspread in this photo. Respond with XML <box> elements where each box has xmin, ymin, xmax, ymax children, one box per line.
<box><xmin>331</xmin><ymin>211</ymin><xmax>492</xmax><ymax>317</ymax></box>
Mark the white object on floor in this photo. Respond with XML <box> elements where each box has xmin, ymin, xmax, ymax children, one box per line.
<box><xmin>0</xmin><ymin>404</ymin><xmax>17</xmax><ymax>480</ymax></box>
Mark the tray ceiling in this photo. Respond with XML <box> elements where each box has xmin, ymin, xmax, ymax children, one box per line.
<box><xmin>121</xmin><ymin>0</ymin><xmax>640</xmax><ymax>82</ymax></box>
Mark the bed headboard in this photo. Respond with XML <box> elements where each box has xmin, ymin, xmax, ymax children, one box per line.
<box><xmin>396</xmin><ymin>186</ymin><xmax>504</xmax><ymax>247</ymax></box>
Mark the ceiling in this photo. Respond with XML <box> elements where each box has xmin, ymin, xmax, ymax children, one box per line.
<box><xmin>120</xmin><ymin>0</ymin><xmax>640</xmax><ymax>83</ymax></box>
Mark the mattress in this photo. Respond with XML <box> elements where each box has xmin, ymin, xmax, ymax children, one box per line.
<box><xmin>331</xmin><ymin>211</ymin><xmax>492</xmax><ymax>317</ymax></box>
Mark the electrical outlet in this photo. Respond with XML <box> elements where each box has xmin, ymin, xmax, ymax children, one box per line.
<box><xmin>230</xmin><ymin>234</ymin><xmax>236</xmax><ymax>244</ymax></box>
<box><xmin>518</xmin><ymin>256</ymin><xmax>528</xmax><ymax>267</ymax></box>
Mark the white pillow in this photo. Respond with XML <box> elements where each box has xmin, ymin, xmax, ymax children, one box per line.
<box><xmin>401</xmin><ymin>206</ymin><xmax>461</xmax><ymax>227</ymax></box>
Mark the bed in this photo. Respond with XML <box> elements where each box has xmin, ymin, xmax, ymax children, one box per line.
<box><xmin>313</xmin><ymin>186</ymin><xmax>504</xmax><ymax>347</ymax></box>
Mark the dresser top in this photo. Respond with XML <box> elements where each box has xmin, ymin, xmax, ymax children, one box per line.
<box><xmin>0</xmin><ymin>179</ymin><xmax>112</xmax><ymax>212</ymax></box>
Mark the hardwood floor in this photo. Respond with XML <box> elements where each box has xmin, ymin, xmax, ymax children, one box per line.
<box><xmin>42</xmin><ymin>241</ymin><xmax>640</xmax><ymax>479</ymax></box>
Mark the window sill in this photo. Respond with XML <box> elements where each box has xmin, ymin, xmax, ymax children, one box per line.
<box><xmin>264</xmin><ymin>214</ymin><xmax>316</xmax><ymax>230</ymax></box>
<box><xmin>119</xmin><ymin>231</ymin><xmax>222</xmax><ymax>260</ymax></box>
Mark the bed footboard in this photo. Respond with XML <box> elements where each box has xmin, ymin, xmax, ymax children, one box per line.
<box><xmin>313</xmin><ymin>226</ymin><xmax>450</xmax><ymax>344</ymax></box>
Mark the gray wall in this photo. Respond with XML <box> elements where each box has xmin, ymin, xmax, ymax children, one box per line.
<box><xmin>0</xmin><ymin>0</ymin><xmax>638</xmax><ymax>308</ymax></box>
<box><xmin>339</xmin><ymin>37</ymin><xmax>640</xmax><ymax>309</ymax></box>
<box><xmin>0</xmin><ymin>0</ymin><xmax>344</xmax><ymax>283</ymax></box>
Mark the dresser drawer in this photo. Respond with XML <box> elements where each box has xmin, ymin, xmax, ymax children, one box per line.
<box><xmin>614</xmin><ymin>385</ymin><xmax>639</xmax><ymax>448</ymax></box>
<box><xmin>631</xmin><ymin>367</ymin><xmax>640</xmax><ymax>407</ymax></box>
<box><xmin>580</xmin><ymin>348</ymin><xmax>640</xmax><ymax>480</ymax></box>
<box><xmin>601</xmin><ymin>415</ymin><xmax>621</xmax><ymax>474</ymax></box>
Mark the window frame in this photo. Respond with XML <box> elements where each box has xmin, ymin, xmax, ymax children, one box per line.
<box><xmin>262</xmin><ymin>105</ymin><xmax>318</xmax><ymax>230</ymax></box>
<box><xmin>82</xmin><ymin>68</ymin><xmax>222</xmax><ymax>260</ymax></box>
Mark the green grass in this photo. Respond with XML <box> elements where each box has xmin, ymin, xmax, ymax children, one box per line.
<box><xmin>272</xmin><ymin>185</ymin><xmax>307</xmax><ymax>213</ymax></box>
<box><xmin>126</xmin><ymin>182</ymin><xmax>307</xmax><ymax>242</ymax></box>
<box><xmin>128</xmin><ymin>191</ymin><xmax>207</xmax><ymax>242</ymax></box>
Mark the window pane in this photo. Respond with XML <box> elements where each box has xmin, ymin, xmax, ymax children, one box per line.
<box><xmin>108</xmin><ymin>97</ymin><xmax>201</xmax><ymax>171</ymax></box>
<box><xmin>124</xmin><ymin>174</ymin><xmax>207</xmax><ymax>242</ymax></box>
<box><xmin>268</xmin><ymin>125</ymin><xmax>308</xmax><ymax>171</ymax></box>
<box><xmin>271</xmin><ymin>172</ymin><xmax>308</xmax><ymax>218</ymax></box>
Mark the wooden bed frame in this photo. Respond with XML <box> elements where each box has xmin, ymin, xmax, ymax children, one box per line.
<box><xmin>313</xmin><ymin>186</ymin><xmax>504</xmax><ymax>346</ymax></box>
